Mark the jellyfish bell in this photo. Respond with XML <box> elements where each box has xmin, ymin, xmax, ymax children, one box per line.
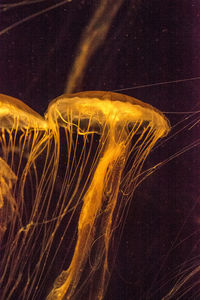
<box><xmin>0</xmin><ymin>93</ymin><xmax>47</xmax><ymax>130</ymax></box>
<box><xmin>0</xmin><ymin>91</ymin><xmax>170</xmax><ymax>300</ymax></box>
<box><xmin>47</xmin><ymin>91</ymin><xmax>170</xmax><ymax>136</ymax></box>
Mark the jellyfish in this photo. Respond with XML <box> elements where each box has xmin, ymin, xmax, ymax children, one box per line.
<box><xmin>0</xmin><ymin>91</ymin><xmax>170</xmax><ymax>300</ymax></box>
<box><xmin>0</xmin><ymin>93</ymin><xmax>50</xmax><ymax>299</ymax></box>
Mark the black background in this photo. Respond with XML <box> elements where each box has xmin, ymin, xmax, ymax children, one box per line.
<box><xmin>0</xmin><ymin>1</ymin><xmax>200</xmax><ymax>299</ymax></box>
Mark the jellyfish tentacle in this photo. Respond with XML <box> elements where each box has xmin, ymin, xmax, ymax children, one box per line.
<box><xmin>0</xmin><ymin>157</ymin><xmax>17</xmax><ymax>239</ymax></box>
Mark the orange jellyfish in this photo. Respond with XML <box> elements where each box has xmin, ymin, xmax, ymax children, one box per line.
<box><xmin>0</xmin><ymin>91</ymin><xmax>170</xmax><ymax>300</ymax></box>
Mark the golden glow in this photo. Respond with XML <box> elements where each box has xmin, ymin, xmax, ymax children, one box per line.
<box><xmin>0</xmin><ymin>91</ymin><xmax>170</xmax><ymax>300</ymax></box>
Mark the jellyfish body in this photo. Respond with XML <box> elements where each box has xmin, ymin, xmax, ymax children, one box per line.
<box><xmin>0</xmin><ymin>91</ymin><xmax>170</xmax><ymax>300</ymax></box>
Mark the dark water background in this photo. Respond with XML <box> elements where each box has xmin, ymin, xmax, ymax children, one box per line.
<box><xmin>0</xmin><ymin>1</ymin><xmax>200</xmax><ymax>299</ymax></box>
